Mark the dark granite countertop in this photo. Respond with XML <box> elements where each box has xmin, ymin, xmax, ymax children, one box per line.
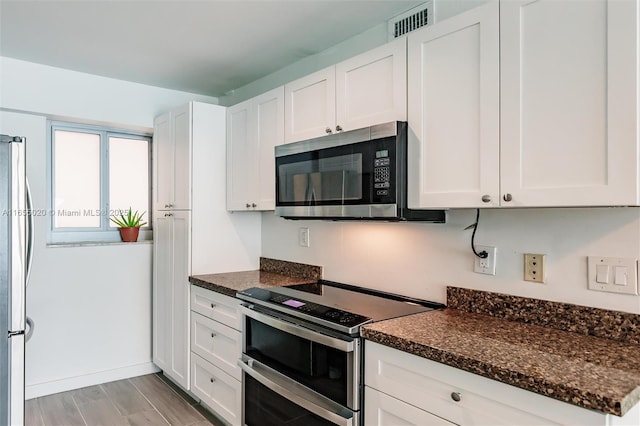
<box><xmin>361</xmin><ymin>288</ymin><xmax>640</xmax><ymax>417</ymax></box>
<box><xmin>190</xmin><ymin>271</ymin><xmax>317</xmax><ymax>297</ymax></box>
<box><xmin>189</xmin><ymin>257</ymin><xmax>322</xmax><ymax>298</ymax></box>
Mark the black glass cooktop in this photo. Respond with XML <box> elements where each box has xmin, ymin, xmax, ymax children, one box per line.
<box><xmin>236</xmin><ymin>280</ymin><xmax>445</xmax><ymax>336</ymax></box>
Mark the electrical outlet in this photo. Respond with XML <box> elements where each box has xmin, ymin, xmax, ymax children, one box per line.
<box><xmin>474</xmin><ymin>245</ymin><xmax>496</xmax><ymax>275</ymax></box>
<box><xmin>524</xmin><ymin>253</ymin><xmax>546</xmax><ymax>283</ymax></box>
<box><xmin>298</xmin><ymin>227</ymin><xmax>310</xmax><ymax>247</ymax></box>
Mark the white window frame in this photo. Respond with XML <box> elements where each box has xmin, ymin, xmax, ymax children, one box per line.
<box><xmin>48</xmin><ymin>120</ymin><xmax>152</xmax><ymax>244</ymax></box>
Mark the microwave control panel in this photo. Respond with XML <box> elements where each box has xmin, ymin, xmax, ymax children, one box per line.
<box><xmin>373</xmin><ymin>149</ymin><xmax>392</xmax><ymax>198</ymax></box>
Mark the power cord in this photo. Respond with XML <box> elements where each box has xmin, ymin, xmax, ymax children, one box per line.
<box><xmin>469</xmin><ymin>209</ymin><xmax>488</xmax><ymax>259</ymax></box>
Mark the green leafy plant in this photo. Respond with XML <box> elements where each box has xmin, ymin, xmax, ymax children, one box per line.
<box><xmin>110</xmin><ymin>208</ymin><xmax>147</xmax><ymax>228</ymax></box>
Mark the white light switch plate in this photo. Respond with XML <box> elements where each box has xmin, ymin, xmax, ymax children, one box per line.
<box><xmin>587</xmin><ymin>256</ymin><xmax>638</xmax><ymax>295</ymax></box>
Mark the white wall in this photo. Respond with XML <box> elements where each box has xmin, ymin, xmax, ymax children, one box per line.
<box><xmin>0</xmin><ymin>57</ymin><xmax>229</xmax><ymax>398</ymax></box>
<box><xmin>262</xmin><ymin>207</ymin><xmax>640</xmax><ymax>315</ymax></box>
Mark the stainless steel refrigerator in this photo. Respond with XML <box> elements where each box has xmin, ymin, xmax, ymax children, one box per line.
<box><xmin>1</xmin><ymin>134</ymin><xmax>34</xmax><ymax>426</ymax></box>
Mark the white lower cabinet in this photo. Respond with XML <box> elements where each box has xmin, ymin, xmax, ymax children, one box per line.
<box><xmin>365</xmin><ymin>387</ymin><xmax>454</xmax><ymax>426</ymax></box>
<box><xmin>365</xmin><ymin>341</ymin><xmax>615</xmax><ymax>426</ymax></box>
<box><xmin>191</xmin><ymin>353</ymin><xmax>242</xmax><ymax>426</ymax></box>
<box><xmin>191</xmin><ymin>312</ymin><xmax>242</xmax><ymax>381</ymax></box>
<box><xmin>190</xmin><ymin>287</ymin><xmax>242</xmax><ymax>425</ymax></box>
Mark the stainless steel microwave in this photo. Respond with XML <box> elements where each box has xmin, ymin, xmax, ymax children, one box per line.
<box><xmin>274</xmin><ymin>121</ymin><xmax>446</xmax><ymax>222</ymax></box>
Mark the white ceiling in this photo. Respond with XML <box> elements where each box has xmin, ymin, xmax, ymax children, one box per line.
<box><xmin>0</xmin><ymin>0</ymin><xmax>423</xmax><ymax>97</ymax></box>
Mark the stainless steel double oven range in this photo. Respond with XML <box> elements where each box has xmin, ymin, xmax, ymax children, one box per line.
<box><xmin>236</xmin><ymin>281</ymin><xmax>444</xmax><ymax>426</ymax></box>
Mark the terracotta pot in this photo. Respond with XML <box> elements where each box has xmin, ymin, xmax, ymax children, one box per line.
<box><xmin>119</xmin><ymin>227</ymin><xmax>140</xmax><ymax>242</ymax></box>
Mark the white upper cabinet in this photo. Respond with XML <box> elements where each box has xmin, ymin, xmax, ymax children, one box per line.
<box><xmin>336</xmin><ymin>37</ymin><xmax>407</xmax><ymax>133</ymax></box>
<box><xmin>409</xmin><ymin>0</ymin><xmax>639</xmax><ymax>209</ymax></box>
<box><xmin>407</xmin><ymin>1</ymin><xmax>500</xmax><ymax>209</ymax></box>
<box><xmin>284</xmin><ymin>67</ymin><xmax>336</xmax><ymax>143</ymax></box>
<box><xmin>500</xmin><ymin>0</ymin><xmax>639</xmax><ymax>207</ymax></box>
<box><xmin>153</xmin><ymin>103</ymin><xmax>192</xmax><ymax>211</ymax></box>
<box><xmin>285</xmin><ymin>38</ymin><xmax>407</xmax><ymax>143</ymax></box>
<box><xmin>227</xmin><ymin>86</ymin><xmax>284</xmax><ymax>211</ymax></box>
<box><xmin>227</xmin><ymin>99</ymin><xmax>256</xmax><ymax>211</ymax></box>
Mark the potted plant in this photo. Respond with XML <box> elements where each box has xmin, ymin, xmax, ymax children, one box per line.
<box><xmin>110</xmin><ymin>208</ymin><xmax>147</xmax><ymax>242</ymax></box>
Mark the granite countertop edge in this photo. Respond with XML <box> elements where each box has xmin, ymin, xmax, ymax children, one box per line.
<box><xmin>189</xmin><ymin>276</ymin><xmax>239</xmax><ymax>298</ymax></box>
<box><xmin>361</xmin><ymin>313</ymin><xmax>639</xmax><ymax>417</ymax></box>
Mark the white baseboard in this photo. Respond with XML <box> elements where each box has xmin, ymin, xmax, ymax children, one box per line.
<box><xmin>25</xmin><ymin>362</ymin><xmax>161</xmax><ymax>399</ymax></box>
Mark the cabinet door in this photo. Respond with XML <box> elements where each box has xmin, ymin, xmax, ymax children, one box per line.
<box><xmin>152</xmin><ymin>213</ymin><xmax>172</xmax><ymax>371</ymax></box>
<box><xmin>226</xmin><ymin>99</ymin><xmax>257</xmax><ymax>211</ymax></box>
<box><xmin>153</xmin><ymin>112</ymin><xmax>172</xmax><ymax>211</ymax></box>
<box><xmin>365</xmin><ymin>387</ymin><xmax>454</xmax><ymax>426</ymax></box>
<box><xmin>169</xmin><ymin>210</ymin><xmax>191</xmax><ymax>389</ymax></box>
<box><xmin>153</xmin><ymin>211</ymin><xmax>191</xmax><ymax>390</ymax></box>
<box><xmin>253</xmin><ymin>86</ymin><xmax>284</xmax><ymax>211</ymax></box>
<box><xmin>336</xmin><ymin>37</ymin><xmax>407</xmax><ymax>132</ymax></box>
<box><xmin>284</xmin><ymin>67</ymin><xmax>336</xmax><ymax>143</ymax></box>
<box><xmin>191</xmin><ymin>312</ymin><xmax>242</xmax><ymax>381</ymax></box>
<box><xmin>500</xmin><ymin>0</ymin><xmax>639</xmax><ymax>207</ymax></box>
<box><xmin>171</xmin><ymin>103</ymin><xmax>192</xmax><ymax>210</ymax></box>
<box><xmin>407</xmin><ymin>2</ymin><xmax>500</xmax><ymax>209</ymax></box>
<box><xmin>191</xmin><ymin>353</ymin><xmax>242</xmax><ymax>426</ymax></box>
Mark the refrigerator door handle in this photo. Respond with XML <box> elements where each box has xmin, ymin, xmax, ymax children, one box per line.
<box><xmin>25</xmin><ymin>317</ymin><xmax>34</xmax><ymax>342</ymax></box>
<box><xmin>9</xmin><ymin>136</ymin><xmax>26</xmax><ymax>333</ymax></box>
<box><xmin>26</xmin><ymin>179</ymin><xmax>34</xmax><ymax>287</ymax></box>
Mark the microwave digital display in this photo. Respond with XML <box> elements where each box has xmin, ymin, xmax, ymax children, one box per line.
<box><xmin>376</xmin><ymin>150</ymin><xmax>389</xmax><ymax>158</ymax></box>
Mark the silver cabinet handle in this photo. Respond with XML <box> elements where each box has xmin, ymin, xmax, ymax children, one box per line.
<box><xmin>451</xmin><ymin>392</ymin><xmax>462</xmax><ymax>402</ymax></box>
<box><xmin>503</xmin><ymin>193</ymin><xmax>513</xmax><ymax>202</ymax></box>
<box><xmin>164</xmin><ymin>203</ymin><xmax>174</xmax><ymax>208</ymax></box>
<box><xmin>481</xmin><ymin>195</ymin><xmax>491</xmax><ymax>203</ymax></box>
<box><xmin>164</xmin><ymin>213</ymin><xmax>173</xmax><ymax>217</ymax></box>
<box><xmin>210</xmin><ymin>378</ymin><xmax>215</xmax><ymax>383</ymax></box>
<box><xmin>210</xmin><ymin>303</ymin><xmax>216</xmax><ymax>309</ymax></box>
<box><xmin>335</xmin><ymin>125</ymin><xmax>343</xmax><ymax>132</ymax></box>
<box><xmin>245</xmin><ymin>203</ymin><xmax>251</xmax><ymax>208</ymax></box>
<box><xmin>325</xmin><ymin>127</ymin><xmax>333</xmax><ymax>134</ymax></box>
<box><xmin>251</xmin><ymin>203</ymin><xmax>257</xmax><ymax>208</ymax></box>
<box><xmin>210</xmin><ymin>332</ymin><xmax>216</xmax><ymax>338</ymax></box>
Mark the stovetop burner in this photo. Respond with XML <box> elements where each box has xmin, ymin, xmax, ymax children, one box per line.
<box><xmin>236</xmin><ymin>280</ymin><xmax>445</xmax><ymax>336</ymax></box>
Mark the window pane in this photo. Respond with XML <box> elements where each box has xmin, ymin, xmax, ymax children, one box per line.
<box><xmin>54</xmin><ymin>130</ymin><xmax>101</xmax><ymax>228</ymax></box>
<box><xmin>109</xmin><ymin>137</ymin><xmax>150</xmax><ymax>228</ymax></box>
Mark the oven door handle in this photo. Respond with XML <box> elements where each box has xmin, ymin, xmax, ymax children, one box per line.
<box><xmin>240</xmin><ymin>304</ymin><xmax>355</xmax><ymax>352</ymax></box>
<box><xmin>239</xmin><ymin>356</ymin><xmax>354</xmax><ymax>426</ymax></box>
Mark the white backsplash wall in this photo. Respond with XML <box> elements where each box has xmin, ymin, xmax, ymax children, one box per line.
<box><xmin>262</xmin><ymin>208</ymin><xmax>640</xmax><ymax>315</ymax></box>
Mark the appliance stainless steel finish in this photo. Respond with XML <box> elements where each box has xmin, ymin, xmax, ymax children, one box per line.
<box><xmin>275</xmin><ymin>121</ymin><xmax>445</xmax><ymax>222</ymax></box>
<box><xmin>237</xmin><ymin>281</ymin><xmax>445</xmax><ymax>426</ymax></box>
<box><xmin>1</xmin><ymin>134</ymin><xmax>34</xmax><ymax>426</ymax></box>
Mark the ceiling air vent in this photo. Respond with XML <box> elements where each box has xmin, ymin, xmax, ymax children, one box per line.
<box><xmin>388</xmin><ymin>1</ymin><xmax>433</xmax><ymax>40</ymax></box>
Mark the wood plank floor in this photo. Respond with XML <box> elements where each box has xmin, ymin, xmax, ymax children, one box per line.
<box><xmin>25</xmin><ymin>373</ymin><xmax>226</xmax><ymax>426</ymax></box>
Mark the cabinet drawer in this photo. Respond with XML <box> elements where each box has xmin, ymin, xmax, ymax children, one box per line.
<box><xmin>191</xmin><ymin>312</ymin><xmax>242</xmax><ymax>381</ymax></box>
<box><xmin>191</xmin><ymin>285</ymin><xmax>241</xmax><ymax>330</ymax></box>
<box><xmin>365</xmin><ymin>386</ymin><xmax>453</xmax><ymax>426</ymax></box>
<box><xmin>191</xmin><ymin>353</ymin><xmax>241</xmax><ymax>426</ymax></box>
<box><xmin>365</xmin><ymin>341</ymin><xmax>604</xmax><ymax>426</ymax></box>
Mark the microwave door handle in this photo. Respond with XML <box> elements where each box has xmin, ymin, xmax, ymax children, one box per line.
<box><xmin>238</xmin><ymin>357</ymin><xmax>353</xmax><ymax>426</ymax></box>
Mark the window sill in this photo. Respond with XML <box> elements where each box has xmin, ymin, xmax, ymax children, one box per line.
<box><xmin>46</xmin><ymin>240</ymin><xmax>153</xmax><ymax>248</ymax></box>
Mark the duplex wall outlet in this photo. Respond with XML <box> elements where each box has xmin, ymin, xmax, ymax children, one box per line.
<box><xmin>298</xmin><ymin>227</ymin><xmax>310</xmax><ymax>247</ymax></box>
<box><xmin>587</xmin><ymin>256</ymin><xmax>638</xmax><ymax>295</ymax></box>
<box><xmin>473</xmin><ymin>245</ymin><xmax>496</xmax><ymax>275</ymax></box>
<box><xmin>524</xmin><ymin>253</ymin><xmax>546</xmax><ymax>284</ymax></box>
